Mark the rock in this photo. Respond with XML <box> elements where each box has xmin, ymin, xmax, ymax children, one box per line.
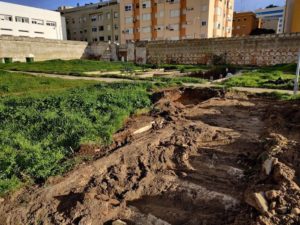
<box><xmin>262</xmin><ymin>157</ymin><xmax>277</xmax><ymax>176</ymax></box>
<box><xmin>112</xmin><ymin>219</ymin><xmax>127</xmax><ymax>225</ymax></box>
<box><xmin>265</xmin><ymin>190</ymin><xmax>281</xmax><ymax>200</ymax></box>
<box><xmin>276</xmin><ymin>206</ymin><xmax>288</xmax><ymax>214</ymax></box>
<box><xmin>109</xmin><ymin>199</ymin><xmax>120</xmax><ymax>206</ymax></box>
<box><xmin>245</xmin><ymin>192</ymin><xmax>269</xmax><ymax>214</ymax></box>
<box><xmin>0</xmin><ymin>197</ymin><xmax>4</xmax><ymax>203</ymax></box>
<box><xmin>270</xmin><ymin>201</ymin><xmax>276</xmax><ymax>209</ymax></box>
<box><xmin>273</xmin><ymin>162</ymin><xmax>295</xmax><ymax>184</ymax></box>
<box><xmin>291</xmin><ymin>208</ymin><xmax>300</xmax><ymax>215</ymax></box>
<box><xmin>133</xmin><ymin>122</ymin><xmax>154</xmax><ymax>135</ymax></box>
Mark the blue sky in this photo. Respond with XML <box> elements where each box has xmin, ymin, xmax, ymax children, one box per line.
<box><xmin>1</xmin><ymin>0</ymin><xmax>286</xmax><ymax>11</ymax></box>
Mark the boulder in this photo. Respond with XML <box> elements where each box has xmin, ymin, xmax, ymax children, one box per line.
<box><xmin>265</xmin><ymin>190</ymin><xmax>281</xmax><ymax>200</ymax></box>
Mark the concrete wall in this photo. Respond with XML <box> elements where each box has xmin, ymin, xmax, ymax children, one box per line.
<box><xmin>145</xmin><ymin>33</ymin><xmax>300</xmax><ymax>66</ymax></box>
<box><xmin>0</xmin><ymin>36</ymin><xmax>88</xmax><ymax>62</ymax></box>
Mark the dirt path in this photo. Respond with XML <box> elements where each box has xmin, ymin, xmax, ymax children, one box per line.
<box><xmin>1</xmin><ymin>87</ymin><xmax>299</xmax><ymax>225</ymax></box>
<box><xmin>5</xmin><ymin>70</ymin><xmax>295</xmax><ymax>95</ymax></box>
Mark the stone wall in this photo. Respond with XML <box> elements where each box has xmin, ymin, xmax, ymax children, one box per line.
<box><xmin>145</xmin><ymin>33</ymin><xmax>300</xmax><ymax>66</ymax></box>
<box><xmin>0</xmin><ymin>36</ymin><xmax>89</xmax><ymax>62</ymax></box>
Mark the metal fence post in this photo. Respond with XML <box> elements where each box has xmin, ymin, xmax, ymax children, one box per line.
<box><xmin>294</xmin><ymin>52</ymin><xmax>300</xmax><ymax>95</ymax></box>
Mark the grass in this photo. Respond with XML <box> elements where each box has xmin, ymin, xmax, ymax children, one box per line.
<box><xmin>0</xmin><ymin>71</ymin><xmax>165</xmax><ymax>196</ymax></box>
<box><xmin>100</xmin><ymin>73</ymin><xmax>206</xmax><ymax>84</ymax></box>
<box><xmin>255</xmin><ymin>91</ymin><xmax>300</xmax><ymax>101</ymax></box>
<box><xmin>0</xmin><ymin>71</ymin><xmax>97</xmax><ymax>96</ymax></box>
<box><xmin>223</xmin><ymin>70</ymin><xmax>296</xmax><ymax>90</ymax></box>
<box><xmin>0</xmin><ymin>59</ymin><xmax>143</xmax><ymax>75</ymax></box>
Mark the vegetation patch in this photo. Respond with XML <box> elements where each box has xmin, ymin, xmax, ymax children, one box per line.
<box><xmin>223</xmin><ymin>71</ymin><xmax>296</xmax><ymax>90</ymax></box>
<box><xmin>0</xmin><ymin>59</ymin><xmax>143</xmax><ymax>75</ymax></box>
<box><xmin>0</xmin><ymin>72</ymin><xmax>159</xmax><ymax>195</ymax></box>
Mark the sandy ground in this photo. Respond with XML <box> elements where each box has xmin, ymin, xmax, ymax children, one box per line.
<box><xmin>0</xmin><ymin>87</ymin><xmax>300</xmax><ymax>225</ymax></box>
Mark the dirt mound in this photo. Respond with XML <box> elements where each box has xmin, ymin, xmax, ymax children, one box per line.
<box><xmin>0</xmin><ymin>88</ymin><xmax>299</xmax><ymax>225</ymax></box>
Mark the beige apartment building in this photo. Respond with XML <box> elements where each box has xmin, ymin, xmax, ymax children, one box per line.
<box><xmin>58</xmin><ymin>0</ymin><xmax>120</xmax><ymax>42</ymax></box>
<box><xmin>59</xmin><ymin>0</ymin><xmax>234</xmax><ymax>44</ymax></box>
<box><xmin>120</xmin><ymin>0</ymin><xmax>234</xmax><ymax>43</ymax></box>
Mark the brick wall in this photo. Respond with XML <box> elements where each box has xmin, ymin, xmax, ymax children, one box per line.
<box><xmin>145</xmin><ymin>33</ymin><xmax>300</xmax><ymax>66</ymax></box>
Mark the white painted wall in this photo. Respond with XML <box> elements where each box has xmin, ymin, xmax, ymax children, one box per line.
<box><xmin>0</xmin><ymin>1</ymin><xmax>67</xmax><ymax>40</ymax></box>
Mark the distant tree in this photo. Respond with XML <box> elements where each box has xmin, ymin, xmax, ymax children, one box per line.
<box><xmin>250</xmin><ymin>28</ymin><xmax>276</xmax><ymax>36</ymax></box>
<box><xmin>266</xmin><ymin>4</ymin><xmax>278</xmax><ymax>8</ymax></box>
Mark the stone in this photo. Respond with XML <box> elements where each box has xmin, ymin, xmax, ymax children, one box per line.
<box><xmin>112</xmin><ymin>219</ymin><xmax>127</xmax><ymax>225</ymax></box>
<box><xmin>262</xmin><ymin>157</ymin><xmax>277</xmax><ymax>176</ymax></box>
<box><xmin>133</xmin><ymin>122</ymin><xmax>154</xmax><ymax>135</ymax></box>
<box><xmin>265</xmin><ymin>190</ymin><xmax>281</xmax><ymax>200</ymax></box>
<box><xmin>245</xmin><ymin>192</ymin><xmax>269</xmax><ymax>214</ymax></box>
<box><xmin>109</xmin><ymin>199</ymin><xmax>120</xmax><ymax>206</ymax></box>
<box><xmin>270</xmin><ymin>201</ymin><xmax>276</xmax><ymax>209</ymax></box>
<box><xmin>291</xmin><ymin>208</ymin><xmax>300</xmax><ymax>215</ymax></box>
<box><xmin>0</xmin><ymin>197</ymin><xmax>4</xmax><ymax>203</ymax></box>
<box><xmin>276</xmin><ymin>206</ymin><xmax>288</xmax><ymax>214</ymax></box>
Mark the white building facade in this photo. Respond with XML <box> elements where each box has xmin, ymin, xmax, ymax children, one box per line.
<box><xmin>255</xmin><ymin>6</ymin><xmax>285</xmax><ymax>34</ymax></box>
<box><xmin>0</xmin><ymin>1</ymin><xmax>67</xmax><ymax>40</ymax></box>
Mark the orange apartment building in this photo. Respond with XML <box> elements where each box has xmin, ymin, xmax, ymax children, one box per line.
<box><xmin>284</xmin><ymin>0</ymin><xmax>300</xmax><ymax>33</ymax></box>
<box><xmin>119</xmin><ymin>0</ymin><xmax>234</xmax><ymax>43</ymax></box>
<box><xmin>232</xmin><ymin>12</ymin><xmax>260</xmax><ymax>36</ymax></box>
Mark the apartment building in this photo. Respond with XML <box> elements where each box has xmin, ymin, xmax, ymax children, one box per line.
<box><xmin>58</xmin><ymin>0</ymin><xmax>120</xmax><ymax>43</ymax></box>
<box><xmin>255</xmin><ymin>6</ymin><xmax>285</xmax><ymax>34</ymax></box>
<box><xmin>284</xmin><ymin>0</ymin><xmax>300</xmax><ymax>33</ymax></box>
<box><xmin>0</xmin><ymin>1</ymin><xmax>66</xmax><ymax>40</ymax></box>
<box><xmin>232</xmin><ymin>12</ymin><xmax>260</xmax><ymax>36</ymax></box>
<box><xmin>119</xmin><ymin>0</ymin><xmax>234</xmax><ymax>43</ymax></box>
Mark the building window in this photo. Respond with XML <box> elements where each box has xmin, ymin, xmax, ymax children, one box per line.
<box><xmin>99</xmin><ymin>36</ymin><xmax>105</xmax><ymax>41</ymax></box>
<box><xmin>1</xmin><ymin>28</ymin><xmax>12</xmax><ymax>31</ymax></box>
<box><xmin>15</xmin><ymin>16</ymin><xmax>29</xmax><ymax>23</ymax></box>
<box><xmin>125</xmin><ymin>17</ymin><xmax>133</xmax><ymax>24</ymax></box>
<box><xmin>32</xmin><ymin>18</ymin><xmax>44</xmax><ymax>25</ymax></box>
<box><xmin>99</xmin><ymin>26</ymin><xmax>104</xmax><ymax>31</ymax></box>
<box><xmin>91</xmin><ymin>15</ymin><xmax>97</xmax><ymax>22</ymax></box>
<box><xmin>98</xmin><ymin>14</ymin><xmax>104</xmax><ymax>21</ymax></box>
<box><xmin>142</xmin><ymin>13</ymin><xmax>151</xmax><ymax>21</ymax></box>
<box><xmin>107</xmin><ymin>35</ymin><xmax>111</xmax><ymax>41</ymax></box>
<box><xmin>114</xmin><ymin>12</ymin><xmax>118</xmax><ymax>18</ymax></box>
<box><xmin>19</xmin><ymin>30</ymin><xmax>29</xmax><ymax>33</ymax></box>
<box><xmin>107</xmin><ymin>25</ymin><xmax>111</xmax><ymax>31</ymax></box>
<box><xmin>142</xmin><ymin>1</ymin><xmax>151</xmax><ymax>8</ymax></box>
<box><xmin>115</xmin><ymin>35</ymin><xmax>119</xmax><ymax>41</ymax></box>
<box><xmin>201</xmin><ymin>21</ymin><xmax>207</xmax><ymax>26</ymax></box>
<box><xmin>142</xmin><ymin>26</ymin><xmax>151</xmax><ymax>33</ymax></box>
<box><xmin>0</xmin><ymin>14</ymin><xmax>13</xmax><ymax>22</ymax></box>
<box><xmin>46</xmin><ymin>21</ymin><xmax>56</xmax><ymax>27</ymax></box>
<box><xmin>34</xmin><ymin>31</ymin><xmax>44</xmax><ymax>34</ymax></box>
<box><xmin>170</xmin><ymin>9</ymin><xmax>180</xmax><ymax>17</ymax></box>
<box><xmin>106</xmin><ymin>13</ymin><xmax>111</xmax><ymax>19</ymax></box>
<box><xmin>125</xmin><ymin>4</ymin><xmax>133</xmax><ymax>11</ymax></box>
<box><xmin>114</xmin><ymin>24</ymin><xmax>118</xmax><ymax>30</ymax></box>
<box><xmin>92</xmin><ymin>27</ymin><xmax>97</xmax><ymax>32</ymax></box>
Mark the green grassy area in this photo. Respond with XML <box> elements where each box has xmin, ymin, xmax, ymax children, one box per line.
<box><xmin>0</xmin><ymin>71</ymin><xmax>97</xmax><ymax>96</ymax></box>
<box><xmin>0</xmin><ymin>71</ymin><xmax>161</xmax><ymax>195</ymax></box>
<box><xmin>223</xmin><ymin>71</ymin><xmax>296</xmax><ymax>90</ymax></box>
<box><xmin>100</xmin><ymin>73</ymin><xmax>206</xmax><ymax>84</ymax></box>
<box><xmin>0</xmin><ymin>59</ymin><xmax>143</xmax><ymax>75</ymax></box>
<box><xmin>255</xmin><ymin>92</ymin><xmax>300</xmax><ymax>101</ymax></box>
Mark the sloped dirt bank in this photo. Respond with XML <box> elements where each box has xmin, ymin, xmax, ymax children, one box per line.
<box><xmin>0</xmin><ymin>88</ymin><xmax>299</xmax><ymax>225</ymax></box>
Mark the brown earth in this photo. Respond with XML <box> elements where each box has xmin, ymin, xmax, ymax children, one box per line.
<box><xmin>0</xmin><ymin>87</ymin><xmax>300</xmax><ymax>225</ymax></box>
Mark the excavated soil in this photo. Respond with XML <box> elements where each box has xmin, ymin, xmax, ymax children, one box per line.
<box><xmin>1</xmin><ymin>87</ymin><xmax>300</xmax><ymax>225</ymax></box>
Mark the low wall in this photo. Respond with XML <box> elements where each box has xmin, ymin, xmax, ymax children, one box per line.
<box><xmin>0</xmin><ymin>36</ymin><xmax>89</xmax><ymax>62</ymax></box>
<box><xmin>145</xmin><ymin>33</ymin><xmax>300</xmax><ymax>66</ymax></box>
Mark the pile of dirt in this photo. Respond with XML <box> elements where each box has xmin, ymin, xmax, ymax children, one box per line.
<box><xmin>0</xmin><ymin>87</ymin><xmax>299</xmax><ymax>225</ymax></box>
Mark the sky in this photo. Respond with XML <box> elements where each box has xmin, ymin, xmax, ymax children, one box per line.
<box><xmin>0</xmin><ymin>0</ymin><xmax>286</xmax><ymax>11</ymax></box>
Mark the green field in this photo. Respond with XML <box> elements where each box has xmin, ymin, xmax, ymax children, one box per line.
<box><xmin>223</xmin><ymin>70</ymin><xmax>296</xmax><ymax>90</ymax></box>
<box><xmin>0</xmin><ymin>71</ymin><xmax>158</xmax><ymax>195</ymax></box>
<box><xmin>0</xmin><ymin>59</ymin><xmax>143</xmax><ymax>75</ymax></box>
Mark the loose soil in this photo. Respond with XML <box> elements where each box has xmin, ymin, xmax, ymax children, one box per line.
<box><xmin>0</xmin><ymin>87</ymin><xmax>300</xmax><ymax>225</ymax></box>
